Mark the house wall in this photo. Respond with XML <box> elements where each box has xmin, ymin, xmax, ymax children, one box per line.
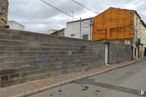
<box><xmin>133</xmin><ymin>13</ymin><xmax>146</xmax><ymax>58</ymax></box>
<box><xmin>92</xmin><ymin>7</ymin><xmax>134</xmax><ymax>40</ymax></box>
<box><xmin>65</xmin><ymin>19</ymin><xmax>92</xmax><ymax>40</ymax></box>
<box><xmin>140</xmin><ymin>25</ymin><xmax>146</xmax><ymax>47</ymax></box>
<box><xmin>109</xmin><ymin>44</ymin><xmax>132</xmax><ymax>64</ymax></box>
<box><xmin>134</xmin><ymin>13</ymin><xmax>146</xmax><ymax>47</ymax></box>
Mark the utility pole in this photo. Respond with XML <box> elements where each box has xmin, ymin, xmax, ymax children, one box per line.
<box><xmin>71</xmin><ymin>11</ymin><xmax>74</xmax><ymax>21</ymax></box>
<box><xmin>80</xmin><ymin>17</ymin><xmax>82</xmax><ymax>39</ymax></box>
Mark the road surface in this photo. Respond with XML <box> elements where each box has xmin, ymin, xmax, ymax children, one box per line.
<box><xmin>30</xmin><ymin>59</ymin><xmax>146</xmax><ymax>97</ymax></box>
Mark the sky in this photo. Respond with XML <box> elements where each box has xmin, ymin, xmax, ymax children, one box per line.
<box><xmin>8</xmin><ymin>0</ymin><xmax>146</xmax><ymax>33</ymax></box>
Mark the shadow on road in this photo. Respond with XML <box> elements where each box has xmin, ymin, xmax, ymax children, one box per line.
<box><xmin>73</xmin><ymin>78</ymin><xmax>146</xmax><ymax>97</ymax></box>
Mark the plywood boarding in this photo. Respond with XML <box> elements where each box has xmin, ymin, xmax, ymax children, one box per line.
<box><xmin>92</xmin><ymin>7</ymin><xmax>134</xmax><ymax>40</ymax></box>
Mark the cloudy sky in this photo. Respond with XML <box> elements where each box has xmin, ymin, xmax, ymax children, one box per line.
<box><xmin>8</xmin><ymin>0</ymin><xmax>146</xmax><ymax>33</ymax></box>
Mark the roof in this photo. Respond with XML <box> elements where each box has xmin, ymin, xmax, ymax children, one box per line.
<box><xmin>66</xmin><ymin>7</ymin><xmax>146</xmax><ymax>28</ymax></box>
<box><xmin>8</xmin><ymin>21</ymin><xmax>24</xmax><ymax>27</ymax></box>
<box><xmin>67</xmin><ymin>17</ymin><xmax>93</xmax><ymax>24</ymax></box>
<box><xmin>95</xmin><ymin>7</ymin><xmax>146</xmax><ymax>28</ymax></box>
<box><xmin>95</xmin><ymin>7</ymin><xmax>140</xmax><ymax>18</ymax></box>
<box><xmin>111</xmin><ymin>7</ymin><xmax>146</xmax><ymax>27</ymax></box>
<box><xmin>51</xmin><ymin>28</ymin><xmax>65</xmax><ymax>34</ymax></box>
<box><xmin>133</xmin><ymin>10</ymin><xmax>146</xmax><ymax>28</ymax></box>
<box><xmin>140</xmin><ymin>20</ymin><xmax>146</xmax><ymax>28</ymax></box>
<box><xmin>133</xmin><ymin>10</ymin><xmax>141</xmax><ymax>19</ymax></box>
<box><xmin>102</xmin><ymin>7</ymin><xmax>134</xmax><ymax>15</ymax></box>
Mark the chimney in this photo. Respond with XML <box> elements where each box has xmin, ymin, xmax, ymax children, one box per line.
<box><xmin>0</xmin><ymin>0</ymin><xmax>9</xmax><ymax>28</ymax></box>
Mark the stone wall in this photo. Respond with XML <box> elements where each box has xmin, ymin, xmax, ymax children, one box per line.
<box><xmin>0</xmin><ymin>0</ymin><xmax>8</xmax><ymax>27</ymax></box>
<box><xmin>109</xmin><ymin>44</ymin><xmax>132</xmax><ymax>64</ymax></box>
<box><xmin>0</xmin><ymin>28</ymin><xmax>105</xmax><ymax>81</ymax></box>
<box><xmin>0</xmin><ymin>28</ymin><xmax>133</xmax><ymax>82</ymax></box>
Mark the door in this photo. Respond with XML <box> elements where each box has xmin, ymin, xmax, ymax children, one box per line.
<box><xmin>144</xmin><ymin>47</ymin><xmax>146</xmax><ymax>56</ymax></box>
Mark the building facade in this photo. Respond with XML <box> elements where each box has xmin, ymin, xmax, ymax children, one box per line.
<box><xmin>8</xmin><ymin>21</ymin><xmax>25</xmax><ymax>30</ymax></box>
<box><xmin>92</xmin><ymin>7</ymin><xmax>146</xmax><ymax>58</ymax></box>
<box><xmin>65</xmin><ymin>18</ymin><xmax>92</xmax><ymax>40</ymax></box>
<box><xmin>64</xmin><ymin>7</ymin><xmax>146</xmax><ymax>58</ymax></box>
<box><xmin>133</xmin><ymin>12</ymin><xmax>146</xmax><ymax>57</ymax></box>
<box><xmin>92</xmin><ymin>7</ymin><xmax>133</xmax><ymax>41</ymax></box>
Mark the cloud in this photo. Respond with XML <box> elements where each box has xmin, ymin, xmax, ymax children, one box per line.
<box><xmin>8</xmin><ymin>0</ymin><xmax>87</xmax><ymax>32</ymax></box>
<box><xmin>8</xmin><ymin>0</ymin><xmax>146</xmax><ymax>33</ymax></box>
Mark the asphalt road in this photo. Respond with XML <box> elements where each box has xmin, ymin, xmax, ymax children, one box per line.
<box><xmin>30</xmin><ymin>59</ymin><xmax>146</xmax><ymax>97</ymax></box>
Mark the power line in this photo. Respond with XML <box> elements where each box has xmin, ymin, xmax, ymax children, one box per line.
<box><xmin>71</xmin><ymin>0</ymin><xmax>97</xmax><ymax>14</ymax></box>
<box><xmin>40</xmin><ymin>0</ymin><xmax>91</xmax><ymax>25</ymax></box>
<box><xmin>40</xmin><ymin>0</ymin><xmax>78</xmax><ymax>19</ymax></box>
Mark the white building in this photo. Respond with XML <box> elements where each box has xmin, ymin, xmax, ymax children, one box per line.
<box><xmin>64</xmin><ymin>9</ymin><xmax>146</xmax><ymax>57</ymax></box>
<box><xmin>8</xmin><ymin>21</ymin><xmax>25</xmax><ymax>30</ymax></box>
<box><xmin>65</xmin><ymin>18</ymin><xmax>92</xmax><ymax>40</ymax></box>
<box><xmin>133</xmin><ymin>12</ymin><xmax>146</xmax><ymax>57</ymax></box>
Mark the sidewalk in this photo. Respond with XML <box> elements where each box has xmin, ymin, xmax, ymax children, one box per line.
<box><xmin>0</xmin><ymin>59</ymin><xmax>139</xmax><ymax>97</ymax></box>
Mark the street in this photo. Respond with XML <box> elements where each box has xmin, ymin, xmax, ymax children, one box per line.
<box><xmin>30</xmin><ymin>59</ymin><xmax>146</xmax><ymax>97</ymax></box>
<box><xmin>0</xmin><ymin>1</ymin><xmax>146</xmax><ymax>97</ymax></box>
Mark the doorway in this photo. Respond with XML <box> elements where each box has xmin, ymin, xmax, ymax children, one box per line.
<box><xmin>144</xmin><ymin>47</ymin><xmax>146</xmax><ymax>56</ymax></box>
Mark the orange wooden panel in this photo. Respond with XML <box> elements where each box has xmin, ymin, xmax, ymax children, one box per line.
<box><xmin>92</xmin><ymin>7</ymin><xmax>134</xmax><ymax>40</ymax></box>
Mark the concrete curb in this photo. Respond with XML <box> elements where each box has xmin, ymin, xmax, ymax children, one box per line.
<box><xmin>15</xmin><ymin>59</ymin><xmax>141</xmax><ymax>97</ymax></box>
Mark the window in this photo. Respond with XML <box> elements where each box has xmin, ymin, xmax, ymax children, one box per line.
<box><xmin>83</xmin><ymin>34</ymin><xmax>88</xmax><ymax>40</ymax></box>
<box><xmin>71</xmin><ymin>34</ymin><xmax>75</xmax><ymax>37</ymax></box>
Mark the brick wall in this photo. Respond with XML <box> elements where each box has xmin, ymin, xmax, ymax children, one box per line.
<box><xmin>0</xmin><ymin>28</ymin><xmax>105</xmax><ymax>81</ymax></box>
<box><xmin>0</xmin><ymin>28</ymin><xmax>133</xmax><ymax>82</ymax></box>
<box><xmin>109</xmin><ymin>44</ymin><xmax>132</xmax><ymax>64</ymax></box>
